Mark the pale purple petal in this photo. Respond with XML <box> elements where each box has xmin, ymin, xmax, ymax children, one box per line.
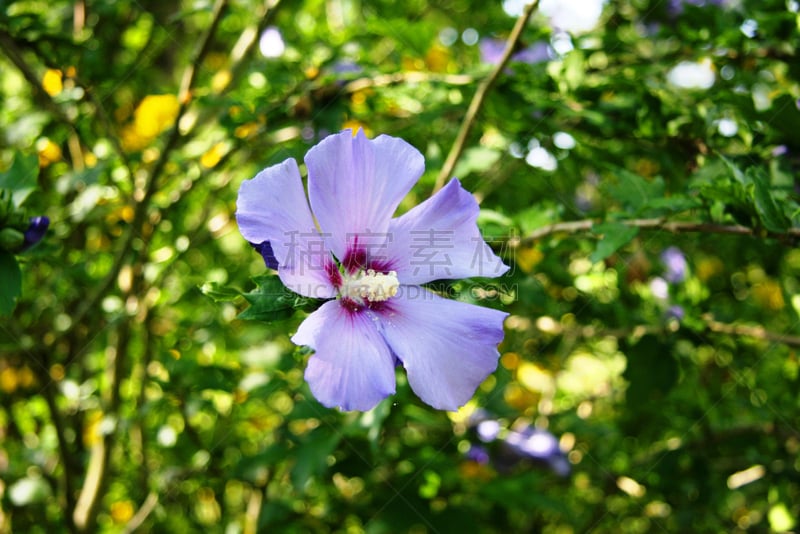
<box><xmin>236</xmin><ymin>159</ymin><xmax>337</xmax><ymax>298</ymax></box>
<box><xmin>377</xmin><ymin>289</ymin><xmax>508</xmax><ymax>411</ymax></box>
<box><xmin>384</xmin><ymin>179</ymin><xmax>509</xmax><ymax>285</ymax></box>
<box><xmin>305</xmin><ymin>129</ymin><xmax>425</xmax><ymax>261</ymax></box>
<box><xmin>293</xmin><ymin>301</ymin><xmax>396</xmax><ymax>411</ymax></box>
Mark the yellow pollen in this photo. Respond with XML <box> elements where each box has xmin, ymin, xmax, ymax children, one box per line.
<box><xmin>342</xmin><ymin>269</ymin><xmax>399</xmax><ymax>303</ymax></box>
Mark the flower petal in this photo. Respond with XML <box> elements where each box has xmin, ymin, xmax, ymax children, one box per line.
<box><xmin>305</xmin><ymin>129</ymin><xmax>425</xmax><ymax>261</ymax></box>
<box><xmin>293</xmin><ymin>300</ymin><xmax>396</xmax><ymax>411</ymax></box>
<box><xmin>236</xmin><ymin>159</ymin><xmax>337</xmax><ymax>298</ymax></box>
<box><xmin>384</xmin><ymin>179</ymin><xmax>509</xmax><ymax>285</ymax></box>
<box><xmin>378</xmin><ymin>288</ymin><xmax>508</xmax><ymax>411</ymax></box>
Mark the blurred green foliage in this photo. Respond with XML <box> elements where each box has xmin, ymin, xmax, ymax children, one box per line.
<box><xmin>1</xmin><ymin>0</ymin><xmax>800</xmax><ymax>532</ymax></box>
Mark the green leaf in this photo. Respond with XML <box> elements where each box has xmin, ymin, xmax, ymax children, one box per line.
<box><xmin>198</xmin><ymin>281</ymin><xmax>241</xmax><ymax>302</ymax></box>
<box><xmin>0</xmin><ymin>251</ymin><xmax>21</xmax><ymax>315</ymax></box>
<box><xmin>514</xmin><ymin>202</ymin><xmax>563</xmax><ymax>234</ymax></box>
<box><xmin>605</xmin><ymin>167</ymin><xmax>665</xmax><ymax>213</ymax></box>
<box><xmin>238</xmin><ymin>274</ymin><xmax>317</xmax><ymax>322</ymax></box>
<box><xmin>234</xmin><ymin>442</ymin><xmax>291</xmax><ymax>485</ymax></box>
<box><xmin>720</xmin><ymin>156</ymin><xmax>748</xmax><ymax>187</ymax></box>
<box><xmin>0</xmin><ymin>152</ymin><xmax>39</xmax><ymax>208</ymax></box>
<box><xmin>290</xmin><ymin>426</ymin><xmax>341</xmax><ymax>490</ymax></box>
<box><xmin>748</xmin><ymin>167</ymin><xmax>790</xmax><ymax>233</ymax></box>
<box><xmin>453</xmin><ymin>147</ymin><xmax>502</xmax><ymax>178</ymax></box>
<box><xmin>623</xmin><ymin>335</ymin><xmax>678</xmax><ymax>408</ymax></box>
<box><xmin>641</xmin><ymin>195</ymin><xmax>703</xmax><ymax>215</ymax></box>
<box><xmin>590</xmin><ymin>222</ymin><xmax>639</xmax><ymax>263</ymax></box>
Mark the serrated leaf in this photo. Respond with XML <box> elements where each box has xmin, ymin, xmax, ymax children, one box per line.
<box><xmin>198</xmin><ymin>281</ymin><xmax>241</xmax><ymax>302</ymax></box>
<box><xmin>0</xmin><ymin>251</ymin><xmax>22</xmax><ymax>315</ymax></box>
<box><xmin>642</xmin><ymin>195</ymin><xmax>703</xmax><ymax>215</ymax></box>
<box><xmin>720</xmin><ymin>156</ymin><xmax>748</xmax><ymax>186</ymax></box>
<box><xmin>0</xmin><ymin>152</ymin><xmax>39</xmax><ymax>208</ymax></box>
<box><xmin>238</xmin><ymin>274</ymin><xmax>316</xmax><ymax>322</ymax></box>
<box><xmin>290</xmin><ymin>427</ymin><xmax>341</xmax><ymax>490</ymax></box>
<box><xmin>590</xmin><ymin>222</ymin><xmax>639</xmax><ymax>263</ymax></box>
<box><xmin>515</xmin><ymin>202</ymin><xmax>562</xmax><ymax>234</ymax></box>
<box><xmin>748</xmin><ymin>167</ymin><xmax>790</xmax><ymax>232</ymax></box>
<box><xmin>605</xmin><ymin>167</ymin><xmax>665</xmax><ymax>211</ymax></box>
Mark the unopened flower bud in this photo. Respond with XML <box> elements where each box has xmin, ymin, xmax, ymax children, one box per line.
<box><xmin>22</xmin><ymin>216</ymin><xmax>49</xmax><ymax>250</ymax></box>
<box><xmin>0</xmin><ymin>227</ymin><xmax>25</xmax><ymax>251</ymax></box>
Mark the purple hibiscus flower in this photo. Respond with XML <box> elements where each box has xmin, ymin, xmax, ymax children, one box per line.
<box><xmin>236</xmin><ymin>129</ymin><xmax>509</xmax><ymax>411</ymax></box>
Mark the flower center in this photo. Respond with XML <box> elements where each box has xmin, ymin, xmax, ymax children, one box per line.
<box><xmin>340</xmin><ymin>269</ymin><xmax>399</xmax><ymax>303</ymax></box>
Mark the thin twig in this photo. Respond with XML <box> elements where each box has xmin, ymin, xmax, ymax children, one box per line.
<box><xmin>529</xmin><ymin>317</ymin><xmax>800</xmax><ymax>348</ymax></box>
<box><xmin>0</xmin><ymin>29</ymin><xmax>85</xmax><ymax>152</ymax></box>
<box><xmin>341</xmin><ymin>71</ymin><xmax>474</xmax><ymax>94</ymax></box>
<box><xmin>704</xmin><ymin>318</ymin><xmax>800</xmax><ymax>348</ymax></box>
<box><xmin>70</xmin><ymin>2</ymin><xmax>230</xmax><ymax>530</ymax></box>
<box><xmin>58</xmin><ymin>0</ymin><xmax>230</xmax><ymax>343</ymax></box>
<box><xmin>122</xmin><ymin>492</ymin><xmax>159</xmax><ymax>534</ymax></box>
<box><xmin>432</xmin><ymin>0</ymin><xmax>541</xmax><ymax>193</ymax></box>
<box><xmin>506</xmin><ymin>218</ymin><xmax>800</xmax><ymax>249</ymax></box>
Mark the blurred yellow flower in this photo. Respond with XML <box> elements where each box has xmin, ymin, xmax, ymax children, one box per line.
<box><xmin>0</xmin><ymin>368</ymin><xmax>18</xmax><ymax>394</ymax></box>
<box><xmin>211</xmin><ymin>69</ymin><xmax>231</xmax><ymax>93</ymax></box>
<box><xmin>122</xmin><ymin>94</ymin><xmax>180</xmax><ymax>151</ymax></box>
<box><xmin>515</xmin><ymin>246</ymin><xmax>543</xmax><ymax>273</ymax></box>
<box><xmin>200</xmin><ymin>142</ymin><xmax>225</xmax><ymax>168</ymax></box>
<box><xmin>36</xmin><ymin>138</ymin><xmax>62</xmax><ymax>167</ymax></box>
<box><xmin>83</xmin><ymin>411</ymin><xmax>103</xmax><ymax>447</ymax></box>
<box><xmin>425</xmin><ymin>44</ymin><xmax>451</xmax><ymax>72</ymax></box>
<box><xmin>110</xmin><ymin>500</ymin><xmax>134</xmax><ymax>524</ymax></box>
<box><xmin>17</xmin><ymin>366</ymin><xmax>35</xmax><ymax>388</ymax></box>
<box><xmin>42</xmin><ymin>69</ymin><xmax>63</xmax><ymax>96</ymax></box>
<box><xmin>134</xmin><ymin>94</ymin><xmax>180</xmax><ymax>138</ymax></box>
<box><xmin>234</xmin><ymin>122</ymin><xmax>260</xmax><ymax>139</ymax></box>
<box><xmin>342</xmin><ymin>119</ymin><xmax>371</xmax><ymax>137</ymax></box>
<box><xmin>517</xmin><ymin>361</ymin><xmax>555</xmax><ymax>395</ymax></box>
<box><xmin>752</xmin><ymin>281</ymin><xmax>785</xmax><ymax>310</ymax></box>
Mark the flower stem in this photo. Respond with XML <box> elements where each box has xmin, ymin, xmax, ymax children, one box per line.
<box><xmin>433</xmin><ymin>0</ymin><xmax>541</xmax><ymax>194</ymax></box>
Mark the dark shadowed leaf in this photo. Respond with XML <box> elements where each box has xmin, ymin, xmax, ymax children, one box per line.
<box><xmin>590</xmin><ymin>222</ymin><xmax>639</xmax><ymax>263</ymax></box>
<box><xmin>0</xmin><ymin>251</ymin><xmax>21</xmax><ymax>315</ymax></box>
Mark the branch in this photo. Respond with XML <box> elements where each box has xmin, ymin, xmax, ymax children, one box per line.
<box><xmin>0</xmin><ymin>29</ymin><xmax>85</xmax><ymax>156</ymax></box>
<box><xmin>704</xmin><ymin>318</ymin><xmax>800</xmax><ymax>348</ymax></box>
<box><xmin>71</xmin><ymin>2</ymin><xmax>230</xmax><ymax>530</ymax></box>
<box><xmin>59</xmin><ymin>0</ymin><xmax>230</xmax><ymax>342</ymax></box>
<box><xmin>122</xmin><ymin>492</ymin><xmax>159</xmax><ymax>534</ymax></box>
<box><xmin>341</xmin><ymin>71</ymin><xmax>474</xmax><ymax>94</ymax></box>
<box><xmin>432</xmin><ymin>0</ymin><xmax>540</xmax><ymax>193</ymax></box>
<box><xmin>507</xmin><ymin>218</ymin><xmax>800</xmax><ymax>249</ymax></box>
<box><xmin>529</xmin><ymin>316</ymin><xmax>800</xmax><ymax>348</ymax></box>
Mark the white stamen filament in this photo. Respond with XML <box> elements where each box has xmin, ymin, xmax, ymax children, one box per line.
<box><xmin>341</xmin><ymin>269</ymin><xmax>399</xmax><ymax>303</ymax></box>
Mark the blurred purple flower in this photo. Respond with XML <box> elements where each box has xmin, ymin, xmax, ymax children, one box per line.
<box><xmin>466</xmin><ymin>444</ymin><xmax>491</xmax><ymax>464</ymax></box>
<box><xmin>772</xmin><ymin>145</ymin><xmax>788</xmax><ymax>157</ymax></box>
<box><xmin>666</xmin><ymin>305</ymin><xmax>685</xmax><ymax>321</ymax></box>
<box><xmin>466</xmin><ymin>411</ymin><xmax>571</xmax><ymax>476</ymax></box>
<box><xmin>479</xmin><ymin>39</ymin><xmax>550</xmax><ymax>66</ymax></box>
<box><xmin>22</xmin><ymin>215</ymin><xmax>49</xmax><ymax>250</ymax></box>
<box><xmin>237</xmin><ymin>130</ymin><xmax>509</xmax><ymax>411</ymax></box>
<box><xmin>330</xmin><ymin>61</ymin><xmax>363</xmax><ymax>76</ymax></box>
<box><xmin>661</xmin><ymin>246</ymin><xmax>687</xmax><ymax>283</ymax></box>
<box><xmin>669</xmin><ymin>0</ymin><xmax>730</xmax><ymax>15</ymax></box>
